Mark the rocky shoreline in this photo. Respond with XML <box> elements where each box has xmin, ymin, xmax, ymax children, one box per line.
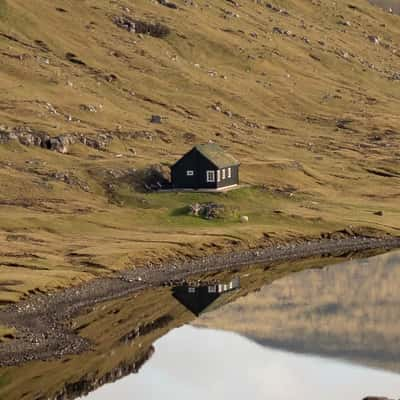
<box><xmin>0</xmin><ymin>235</ymin><xmax>399</xmax><ymax>367</ymax></box>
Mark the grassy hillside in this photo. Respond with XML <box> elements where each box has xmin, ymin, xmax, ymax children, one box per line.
<box><xmin>0</xmin><ymin>0</ymin><xmax>399</xmax><ymax>302</ymax></box>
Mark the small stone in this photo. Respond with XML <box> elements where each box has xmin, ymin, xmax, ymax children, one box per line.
<box><xmin>240</xmin><ymin>215</ymin><xmax>249</xmax><ymax>223</ymax></box>
<box><xmin>150</xmin><ymin>115</ymin><xmax>162</xmax><ymax>123</ymax></box>
<box><xmin>368</xmin><ymin>35</ymin><xmax>380</xmax><ymax>45</ymax></box>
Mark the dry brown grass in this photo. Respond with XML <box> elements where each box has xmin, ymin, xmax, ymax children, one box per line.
<box><xmin>0</xmin><ymin>0</ymin><xmax>399</xmax><ymax>301</ymax></box>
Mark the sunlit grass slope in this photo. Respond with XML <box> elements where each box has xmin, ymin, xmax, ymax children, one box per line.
<box><xmin>0</xmin><ymin>0</ymin><xmax>399</xmax><ymax>302</ymax></box>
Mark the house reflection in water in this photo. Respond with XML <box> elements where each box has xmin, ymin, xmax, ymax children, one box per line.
<box><xmin>172</xmin><ymin>277</ymin><xmax>240</xmax><ymax>316</ymax></box>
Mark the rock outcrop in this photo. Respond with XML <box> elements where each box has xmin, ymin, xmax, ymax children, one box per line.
<box><xmin>0</xmin><ymin>127</ymin><xmax>113</xmax><ymax>153</ymax></box>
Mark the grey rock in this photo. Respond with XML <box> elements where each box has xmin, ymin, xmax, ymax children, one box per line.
<box><xmin>368</xmin><ymin>35</ymin><xmax>380</xmax><ymax>45</ymax></box>
<box><xmin>150</xmin><ymin>115</ymin><xmax>162</xmax><ymax>124</ymax></box>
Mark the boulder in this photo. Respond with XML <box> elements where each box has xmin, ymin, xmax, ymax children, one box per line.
<box><xmin>114</xmin><ymin>16</ymin><xmax>170</xmax><ymax>38</ymax></box>
<box><xmin>150</xmin><ymin>115</ymin><xmax>162</xmax><ymax>124</ymax></box>
<box><xmin>368</xmin><ymin>35</ymin><xmax>380</xmax><ymax>45</ymax></box>
<box><xmin>188</xmin><ymin>202</ymin><xmax>227</xmax><ymax>219</ymax></box>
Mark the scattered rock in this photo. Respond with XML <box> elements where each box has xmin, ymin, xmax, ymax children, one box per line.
<box><xmin>114</xmin><ymin>16</ymin><xmax>170</xmax><ymax>38</ymax></box>
<box><xmin>368</xmin><ymin>35</ymin><xmax>380</xmax><ymax>45</ymax></box>
<box><xmin>50</xmin><ymin>171</ymin><xmax>90</xmax><ymax>192</ymax></box>
<box><xmin>80</xmin><ymin>104</ymin><xmax>98</xmax><ymax>113</ymax></box>
<box><xmin>336</xmin><ymin>119</ymin><xmax>353</xmax><ymax>130</ymax></box>
<box><xmin>374</xmin><ymin>211</ymin><xmax>384</xmax><ymax>216</ymax></box>
<box><xmin>65</xmin><ymin>52</ymin><xmax>86</xmax><ymax>66</ymax></box>
<box><xmin>240</xmin><ymin>215</ymin><xmax>249</xmax><ymax>223</ymax></box>
<box><xmin>135</xmin><ymin>164</ymin><xmax>170</xmax><ymax>191</ymax></box>
<box><xmin>0</xmin><ymin>126</ymin><xmax>113</xmax><ymax>152</ymax></box>
<box><xmin>222</xmin><ymin>9</ymin><xmax>240</xmax><ymax>18</ymax></box>
<box><xmin>150</xmin><ymin>115</ymin><xmax>162</xmax><ymax>124</ymax></box>
<box><xmin>182</xmin><ymin>132</ymin><xmax>197</xmax><ymax>143</ymax></box>
<box><xmin>272</xmin><ymin>27</ymin><xmax>293</xmax><ymax>36</ymax></box>
<box><xmin>157</xmin><ymin>0</ymin><xmax>178</xmax><ymax>9</ymax></box>
<box><xmin>188</xmin><ymin>202</ymin><xmax>227</xmax><ymax>219</ymax></box>
<box><xmin>390</xmin><ymin>72</ymin><xmax>400</xmax><ymax>81</ymax></box>
<box><xmin>266</xmin><ymin>3</ymin><xmax>289</xmax><ymax>15</ymax></box>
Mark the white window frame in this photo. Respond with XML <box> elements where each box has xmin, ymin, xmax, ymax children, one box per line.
<box><xmin>208</xmin><ymin>285</ymin><xmax>217</xmax><ymax>293</ymax></box>
<box><xmin>188</xmin><ymin>287</ymin><xmax>196</xmax><ymax>293</ymax></box>
<box><xmin>186</xmin><ymin>170</ymin><xmax>194</xmax><ymax>176</ymax></box>
<box><xmin>206</xmin><ymin>170</ymin><xmax>215</xmax><ymax>182</ymax></box>
<box><xmin>222</xmin><ymin>169</ymin><xmax>226</xmax><ymax>180</ymax></box>
<box><xmin>217</xmin><ymin>170</ymin><xmax>221</xmax><ymax>182</ymax></box>
<box><xmin>227</xmin><ymin>167</ymin><xmax>232</xmax><ymax>178</ymax></box>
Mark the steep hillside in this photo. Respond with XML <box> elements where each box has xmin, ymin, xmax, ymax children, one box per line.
<box><xmin>0</xmin><ymin>0</ymin><xmax>399</xmax><ymax>302</ymax></box>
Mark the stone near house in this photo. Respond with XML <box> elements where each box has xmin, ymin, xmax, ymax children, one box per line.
<box><xmin>188</xmin><ymin>202</ymin><xmax>226</xmax><ymax>219</ymax></box>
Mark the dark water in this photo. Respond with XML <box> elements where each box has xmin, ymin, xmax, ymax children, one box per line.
<box><xmin>1</xmin><ymin>250</ymin><xmax>400</xmax><ymax>400</ymax></box>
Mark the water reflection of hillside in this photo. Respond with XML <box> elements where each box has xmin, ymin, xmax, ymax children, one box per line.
<box><xmin>0</xmin><ymin>288</ymin><xmax>193</xmax><ymax>400</ymax></box>
<box><xmin>0</xmin><ymin>253</ymin><xmax>395</xmax><ymax>399</ymax></box>
<box><xmin>197</xmin><ymin>251</ymin><xmax>400</xmax><ymax>373</ymax></box>
<box><xmin>370</xmin><ymin>0</ymin><xmax>400</xmax><ymax>14</ymax></box>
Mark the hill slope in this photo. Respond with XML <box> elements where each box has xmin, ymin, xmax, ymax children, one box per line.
<box><xmin>0</xmin><ymin>0</ymin><xmax>399</xmax><ymax>302</ymax></box>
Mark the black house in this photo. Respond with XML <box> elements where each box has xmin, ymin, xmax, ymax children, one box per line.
<box><xmin>171</xmin><ymin>143</ymin><xmax>240</xmax><ymax>190</ymax></box>
<box><xmin>172</xmin><ymin>277</ymin><xmax>240</xmax><ymax>316</ymax></box>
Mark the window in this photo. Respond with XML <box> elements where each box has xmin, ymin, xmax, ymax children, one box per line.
<box><xmin>228</xmin><ymin>167</ymin><xmax>232</xmax><ymax>178</ymax></box>
<box><xmin>221</xmin><ymin>169</ymin><xmax>226</xmax><ymax>180</ymax></box>
<box><xmin>217</xmin><ymin>170</ymin><xmax>221</xmax><ymax>182</ymax></box>
<box><xmin>206</xmin><ymin>170</ymin><xmax>215</xmax><ymax>182</ymax></box>
<box><xmin>188</xmin><ymin>287</ymin><xmax>196</xmax><ymax>294</ymax></box>
<box><xmin>208</xmin><ymin>285</ymin><xmax>217</xmax><ymax>293</ymax></box>
<box><xmin>186</xmin><ymin>170</ymin><xmax>194</xmax><ymax>176</ymax></box>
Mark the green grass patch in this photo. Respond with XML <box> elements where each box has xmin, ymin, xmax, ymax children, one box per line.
<box><xmin>0</xmin><ymin>374</ymin><xmax>10</xmax><ymax>392</ymax></box>
<box><xmin>0</xmin><ymin>0</ymin><xmax>7</xmax><ymax>18</ymax></box>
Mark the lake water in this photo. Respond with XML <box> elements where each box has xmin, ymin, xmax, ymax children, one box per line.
<box><xmin>83</xmin><ymin>326</ymin><xmax>400</xmax><ymax>400</ymax></box>
<box><xmin>370</xmin><ymin>0</ymin><xmax>400</xmax><ymax>14</ymax></box>
<box><xmin>81</xmin><ymin>250</ymin><xmax>400</xmax><ymax>400</ymax></box>
<box><xmin>1</xmin><ymin>250</ymin><xmax>400</xmax><ymax>400</ymax></box>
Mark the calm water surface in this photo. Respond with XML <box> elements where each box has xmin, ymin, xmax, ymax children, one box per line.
<box><xmin>1</xmin><ymin>250</ymin><xmax>400</xmax><ymax>400</ymax></box>
<box><xmin>370</xmin><ymin>0</ymin><xmax>400</xmax><ymax>14</ymax></box>
<box><xmin>84</xmin><ymin>326</ymin><xmax>400</xmax><ymax>400</ymax></box>
<box><xmin>80</xmin><ymin>250</ymin><xmax>400</xmax><ymax>400</ymax></box>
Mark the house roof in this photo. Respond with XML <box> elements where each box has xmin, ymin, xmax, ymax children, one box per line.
<box><xmin>195</xmin><ymin>143</ymin><xmax>239</xmax><ymax>169</ymax></box>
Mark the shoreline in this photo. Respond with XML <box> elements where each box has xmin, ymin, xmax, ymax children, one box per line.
<box><xmin>0</xmin><ymin>235</ymin><xmax>399</xmax><ymax>367</ymax></box>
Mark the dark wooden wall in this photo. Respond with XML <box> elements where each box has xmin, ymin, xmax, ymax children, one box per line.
<box><xmin>171</xmin><ymin>149</ymin><xmax>239</xmax><ymax>189</ymax></box>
